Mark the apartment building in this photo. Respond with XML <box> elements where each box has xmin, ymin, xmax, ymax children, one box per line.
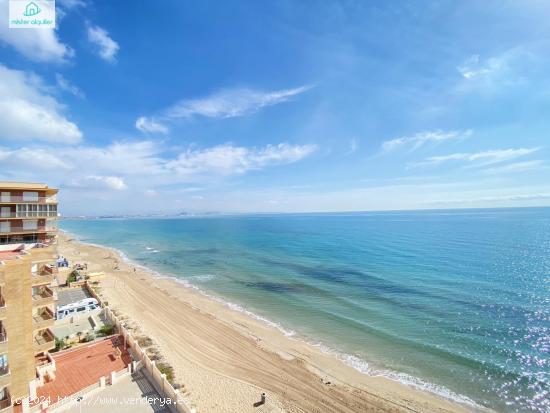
<box><xmin>0</xmin><ymin>183</ymin><xmax>59</xmax><ymax>412</ymax></box>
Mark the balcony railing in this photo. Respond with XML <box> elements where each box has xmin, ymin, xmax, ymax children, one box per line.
<box><xmin>34</xmin><ymin>329</ymin><xmax>55</xmax><ymax>352</ymax></box>
<box><xmin>0</xmin><ymin>227</ymin><xmax>57</xmax><ymax>234</ymax></box>
<box><xmin>0</xmin><ymin>394</ymin><xmax>10</xmax><ymax>412</ymax></box>
<box><xmin>0</xmin><ymin>212</ymin><xmax>57</xmax><ymax>218</ymax></box>
<box><xmin>0</xmin><ymin>196</ymin><xmax>57</xmax><ymax>204</ymax></box>
<box><xmin>32</xmin><ymin>287</ymin><xmax>55</xmax><ymax>306</ymax></box>
<box><xmin>32</xmin><ymin>271</ymin><xmax>54</xmax><ymax>287</ymax></box>
<box><xmin>39</xmin><ymin>264</ymin><xmax>56</xmax><ymax>276</ymax></box>
<box><xmin>0</xmin><ymin>236</ymin><xmax>57</xmax><ymax>246</ymax></box>
<box><xmin>0</xmin><ymin>326</ymin><xmax>6</xmax><ymax>356</ymax></box>
<box><xmin>33</xmin><ymin>309</ymin><xmax>54</xmax><ymax>329</ymax></box>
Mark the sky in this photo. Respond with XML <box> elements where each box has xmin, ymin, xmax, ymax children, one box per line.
<box><xmin>1</xmin><ymin>0</ymin><xmax>550</xmax><ymax>215</ymax></box>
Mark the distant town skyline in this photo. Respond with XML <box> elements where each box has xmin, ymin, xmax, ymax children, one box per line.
<box><xmin>1</xmin><ymin>0</ymin><xmax>549</xmax><ymax>215</ymax></box>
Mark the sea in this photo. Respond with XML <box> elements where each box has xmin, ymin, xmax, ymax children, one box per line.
<box><xmin>60</xmin><ymin>208</ymin><xmax>550</xmax><ymax>412</ymax></box>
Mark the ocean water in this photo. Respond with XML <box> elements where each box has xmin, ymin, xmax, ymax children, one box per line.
<box><xmin>60</xmin><ymin>208</ymin><xmax>550</xmax><ymax>412</ymax></box>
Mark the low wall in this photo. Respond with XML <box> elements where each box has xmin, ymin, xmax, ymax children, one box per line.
<box><xmin>85</xmin><ymin>282</ymin><xmax>193</xmax><ymax>413</ymax></box>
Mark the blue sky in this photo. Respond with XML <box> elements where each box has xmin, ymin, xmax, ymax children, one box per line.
<box><xmin>1</xmin><ymin>0</ymin><xmax>549</xmax><ymax>215</ymax></box>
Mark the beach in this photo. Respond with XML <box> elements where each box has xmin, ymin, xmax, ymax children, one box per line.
<box><xmin>57</xmin><ymin>231</ymin><xmax>471</xmax><ymax>413</ymax></box>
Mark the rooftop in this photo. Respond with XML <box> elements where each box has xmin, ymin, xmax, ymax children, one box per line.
<box><xmin>0</xmin><ymin>181</ymin><xmax>54</xmax><ymax>190</ymax></box>
<box><xmin>61</xmin><ymin>369</ymin><xmax>172</xmax><ymax>413</ymax></box>
<box><xmin>0</xmin><ymin>250</ymin><xmax>23</xmax><ymax>261</ymax></box>
<box><xmin>36</xmin><ymin>336</ymin><xmax>131</xmax><ymax>402</ymax></box>
<box><xmin>57</xmin><ymin>286</ymin><xmax>93</xmax><ymax>307</ymax></box>
<box><xmin>0</xmin><ymin>181</ymin><xmax>58</xmax><ymax>196</ymax></box>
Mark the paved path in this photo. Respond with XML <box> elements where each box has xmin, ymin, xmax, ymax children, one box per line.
<box><xmin>62</xmin><ymin>369</ymin><xmax>173</xmax><ymax>413</ymax></box>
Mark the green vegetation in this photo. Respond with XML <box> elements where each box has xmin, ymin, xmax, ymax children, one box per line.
<box><xmin>83</xmin><ymin>333</ymin><xmax>95</xmax><ymax>343</ymax></box>
<box><xmin>67</xmin><ymin>270</ymin><xmax>79</xmax><ymax>283</ymax></box>
<box><xmin>54</xmin><ymin>337</ymin><xmax>65</xmax><ymax>351</ymax></box>
<box><xmin>138</xmin><ymin>336</ymin><xmax>154</xmax><ymax>347</ymax></box>
<box><xmin>156</xmin><ymin>362</ymin><xmax>175</xmax><ymax>384</ymax></box>
<box><xmin>98</xmin><ymin>324</ymin><xmax>115</xmax><ymax>336</ymax></box>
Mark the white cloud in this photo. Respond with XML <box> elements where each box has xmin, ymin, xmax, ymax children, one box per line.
<box><xmin>58</xmin><ymin>0</ymin><xmax>87</xmax><ymax>9</ymax></box>
<box><xmin>382</xmin><ymin>130</ymin><xmax>472</xmax><ymax>152</ymax></box>
<box><xmin>0</xmin><ymin>147</ymin><xmax>71</xmax><ymax>170</ymax></box>
<box><xmin>0</xmin><ymin>141</ymin><xmax>316</xmax><ymax>191</ymax></box>
<box><xmin>0</xmin><ymin>0</ymin><xmax>73</xmax><ymax>63</ymax></box>
<box><xmin>348</xmin><ymin>138</ymin><xmax>359</xmax><ymax>154</ymax></box>
<box><xmin>0</xmin><ymin>64</ymin><xmax>83</xmax><ymax>143</ymax></box>
<box><xmin>457</xmin><ymin>54</ymin><xmax>504</xmax><ymax>80</ymax></box>
<box><xmin>137</xmin><ymin>85</ymin><xmax>311</xmax><ymax>132</ymax></box>
<box><xmin>85</xmin><ymin>176</ymin><xmax>127</xmax><ymax>190</ymax></box>
<box><xmin>135</xmin><ymin>116</ymin><xmax>169</xmax><ymax>134</ymax></box>
<box><xmin>411</xmin><ymin>147</ymin><xmax>540</xmax><ymax>168</ymax></box>
<box><xmin>456</xmin><ymin>48</ymin><xmax>532</xmax><ymax>92</ymax></box>
<box><xmin>167</xmin><ymin>143</ymin><xmax>317</xmax><ymax>177</ymax></box>
<box><xmin>87</xmin><ymin>25</ymin><xmax>119</xmax><ymax>62</ymax></box>
<box><xmin>56</xmin><ymin>74</ymin><xmax>84</xmax><ymax>98</ymax></box>
<box><xmin>483</xmin><ymin>160</ymin><xmax>546</xmax><ymax>174</ymax></box>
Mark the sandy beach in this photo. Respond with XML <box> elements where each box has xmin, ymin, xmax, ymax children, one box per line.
<box><xmin>57</xmin><ymin>232</ymin><xmax>473</xmax><ymax>413</ymax></box>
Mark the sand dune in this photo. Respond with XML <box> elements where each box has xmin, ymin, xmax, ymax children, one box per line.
<box><xmin>58</xmin><ymin>232</ymin><xmax>472</xmax><ymax>413</ymax></box>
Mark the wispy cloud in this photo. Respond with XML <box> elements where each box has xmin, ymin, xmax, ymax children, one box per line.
<box><xmin>87</xmin><ymin>25</ymin><xmax>119</xmax><ymax>62</ymax></box>
<box><xmin>0</xmin><ymin>0</ymin><xmax>73</xmax><ymax>63</ymax></box>
<box><xmin>411</xmin><ymin>147</ymin><xmax>540</xmax><ymax>168</ymax></box>
<box><xmin>0</xmin><ymin>141</ymin><xmax>317</xmax><ymax>190</ymax></box>
<box><xmin>382</xmin><ymin>129</ymin><xmax>472</xmax><ymax>152</ymax></box>
<box><xmin>483</xmin><ymin>160</ymin><xmax>547</xmax><ymax>174</ymax></box>
<box><xmin>56</xmin><ymin>73</ymin><xmax>85</xmax><ymax>98</ymax></box>
<box><xmin>80</xmin><ymin>176</ymin><xmax>127</xmax><ymax>190</ymax></box>
<box><xmin>457</xmin><ymin>54</ymin><xmax>505</xmax><ymax>80</ymax></box>
<box><xmin>347</xmin><ymin>137</ymin><xmax>359</xmax><ymax>155</ymax></box>
<box><xmin>135</xmin><ymin>116</ymin><xmax>169</xmax><ymax>134</ymax></box>
<box><xmin>0</xmin><ymin>147</ymin><xmax>71</xmax><ymax>170</ymax></box>
<box><xmin>456</xmin><ymin>47</ymin><xmax>532</xmax><ymax>91</ymax></box>
<box><xmin>136</xmin><ymin>85</ymin><xmax>311</xmax><ymax>133</ymax></box>
<box><xmin>0</xmin><ymin>64</ymin><xmax>83</xmax><ymax>143</ymax></box>
<box><xmin>166</xmin><ymin>143</ymin><xmax>318</xmax><ymax>176</ymax></box>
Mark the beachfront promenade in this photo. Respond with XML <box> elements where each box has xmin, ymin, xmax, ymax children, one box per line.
<box><xmin>62</xmin><ymin>370</ymin><xmax>171</xmax><ymax>413</ymax></box>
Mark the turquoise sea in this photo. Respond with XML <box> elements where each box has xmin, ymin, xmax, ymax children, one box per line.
<box><xmin>60</xmin><ymin>208</ymin><xmax>550</xmax><ymax>412</ymax></box>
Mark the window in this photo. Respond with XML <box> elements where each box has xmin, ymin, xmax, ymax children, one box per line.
<box><xmin>22</xmin><ymin>192</ymin><xmax>38</xmax><ymax>201</ymax></box>
<box><xmin>0</xmin><ymin>354</ymin><xmax>7</xmax><ymax>371</ymax></box>
<box><xmin>23</xmin><ymin>220</ymin><xmax>38</xmax><ymax>230</ymax></box>
<box><xmin>0</xmin><ymin>222</ymin><xmax>9</xmax><ymax>233</ymax></box>
<box><xmin>76</xmin><ymin>306</ymin><xmax>86</xmax><ymax>312</ymax></box>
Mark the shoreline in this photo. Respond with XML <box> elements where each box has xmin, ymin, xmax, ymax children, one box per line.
<box><xmin>58</xmin><ymin>230</ymin><xmax>481</xmax><ymax>413</ymax></box>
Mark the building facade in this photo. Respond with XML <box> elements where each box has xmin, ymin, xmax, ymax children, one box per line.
<box><xmin>0</xmin><ymin>183</ymin><xmax>59</xmax><ymax>412</ymax></box>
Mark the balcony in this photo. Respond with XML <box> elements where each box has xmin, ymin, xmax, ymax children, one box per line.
<box><xmin>0</xmin><ymin>297</ymin><xmax>5</xmax><ymax>320</ymax></box>
<box><xmin>0</xmin><ymin>326</ymin><xmax>6</xmax><ymax>355</ymax></box>
<box><xmin>0</xmin><ymin>389</ymin><xmax>10</xmax><ymax>413</ymax></box>
<box><xmin>0</xmin><ymin>196</ymin><xmax>57</xmax><ymax>204</ymax></box>
<box><xmin>32</xmin><ymin>287</ymin><xmax>55</xmax><ymax>307</ymax></box>
<box><xmin>0</xmin><ymin>212</ymin><xmax>57</xmax><ymax>219</ymax></box>
<box><xmin>34</xmin><ymin>329</ymin><xmax>55</xmax><ymax>353</ymax></box>
<box><xmin>0</xmin><ymin>227</ymin><xmax>57</xmax><ymax>235</ymax></box>
<box><xmin>31</xmin><ymin>265</ymin><xmax>56</xmax><ymax>286</ymax></box>
<box><xmin>0</xmin><ymin>363</ymin><xmax>9</xmax><ymax>389</ymax></box>
<box><xmin>33</xmin><ymin>308</ymin><xmax>54</xmax><ymax>330</ymax></box>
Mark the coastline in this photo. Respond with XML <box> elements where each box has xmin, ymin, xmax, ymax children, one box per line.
<box><xmin>57</xmin><ymin>231</ymin><xmax>479</xmax><ymax>413</ymax></box>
